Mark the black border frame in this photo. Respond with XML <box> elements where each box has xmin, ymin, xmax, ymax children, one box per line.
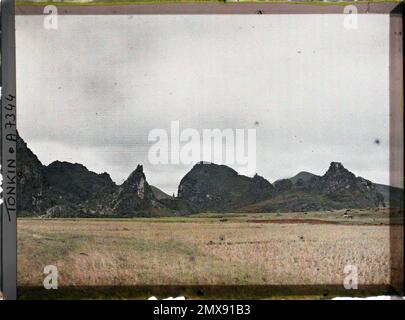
<box><xmin>1</xmin><ymin>0</ymin><xmax>403</xmax><ymax>300</ymax></box>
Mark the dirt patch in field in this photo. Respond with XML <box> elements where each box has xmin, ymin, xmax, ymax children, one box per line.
<box><xmin>245</xmin><ymin>219</ymin><xmax>387</xmax><ymax>226</ymax></box>
<box><xmin>248</xmin><ymin>219</ymin><xmax>341</xmax><ymax>225</ymax></box>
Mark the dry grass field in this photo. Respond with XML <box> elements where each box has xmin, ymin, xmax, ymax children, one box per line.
<box><xmin>17</xmin><ymin>209</ymin><xmax>403</xmax><ymax>299</ymax></box>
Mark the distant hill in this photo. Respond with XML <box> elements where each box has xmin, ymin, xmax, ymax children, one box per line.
<box><xmin>150</xmin><ymin>185</ymin><xmax>173</xmax><ymax>200</ymax></box>
<box><xmin>289</xmin><ymin>171</ymin><xmax>320</xmax><ymax>184</ymax></box>
<box><xmin>374</xmin><ymin>183</ymin><xmax>404</xmax><ymax>208</ymax></box>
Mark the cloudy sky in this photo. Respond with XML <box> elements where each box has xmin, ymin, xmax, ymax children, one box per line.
<box><xmin>16</xmin><ymin>14</ymin><xmax>390</xmax><ymax>194</ymax></box>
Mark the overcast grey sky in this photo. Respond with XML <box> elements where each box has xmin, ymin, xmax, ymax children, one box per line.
<box><xmin>16</xmin><ymin>15</ymin><xmax>390</xmax><ymax>194</ymax></box>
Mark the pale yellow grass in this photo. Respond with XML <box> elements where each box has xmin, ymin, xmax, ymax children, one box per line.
<box><xmin>17</xmin><ymin>215</ymin><xmax>402</xmax><ymax>288</ymax></box>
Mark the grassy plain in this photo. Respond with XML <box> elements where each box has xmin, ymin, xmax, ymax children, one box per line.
<box><xmin>17</xmin><ymin>209</ymin><xmax>403</xmax><ymax>299</ymax></box>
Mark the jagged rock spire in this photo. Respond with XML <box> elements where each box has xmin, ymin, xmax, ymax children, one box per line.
<box><xmin>112</xmin><ymin>164</ymin><xmax>156</xmax><ymax>215</ymax></box>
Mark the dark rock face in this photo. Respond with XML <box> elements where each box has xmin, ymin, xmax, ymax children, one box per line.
<box><xmin>16</xmin><ymin>134</ymin><xmax>49</xmax><ymax>216</ymax></box>
<box><xmin>41</xmin><ymin>161</ymin><xmax>118</xmax><ymax>216</ymax></box>
<box><xmin>45</xmin><ymin>204</ymin><xmax>85</xmax><ymax>218</ymax></box>
<box><xmin>250</xmin><ymin>174</ymin><xmax>275</xmax><ymax>197</ymax></box>
<box><xmin>158</xmin><ymin>198</ymin><xmax>193</xmax><ymax>216</ymax></box>
<box><xmin>316</xmin><ymin>162</ymin><xmax>384</xmax><ymax>208</ymax></box>
<box><xmin>179</xmin><ymin>162</ymin><xmax>388</xmax><ymax>213</ymax></box>
<box><xmin>320</xmin><ymin>162</ymin><xmax>357</xmax><ymax>193</ymax></box>
<box><xmin>274</xmin><ymin>179</ymin><xmax>293</xmax><ymax>192</ymax></box>
<box><xmin>118</xmin><ymin>165</ymin><xmax>153</xmax><ymax>200</ymax></box>
<box><xmin>112</xmin><ymin>165</ymin><xmax>156</xmax><ymax>215</ymax></box>
<box><xmin>241</xmin><ymin>162</ymin><xmax>386</xmax><ymax>213</ymax></box>
<box><xmin>45</xmin><ymin>161</ymin><xmax>116</xmax><ymax>203</ymax></box>
<box><xmin>16</xmin><ymin>134</ymin><xmax>175</xmax><ymax>217</ymax></box>
<box><xmin>177</xmin><ymin>162</ymin><xmax>275</xmax><ymax>212</ymax></box>
<box><xmin>17</xmin><ymin>132</ymin><xmax>400</xmax><ymax>217</ymax></box>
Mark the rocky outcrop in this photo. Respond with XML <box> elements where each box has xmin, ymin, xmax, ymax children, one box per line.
<box><xmin>16</xmin><ymin>134</ymin><xmax>177</xmax><ymax>217</ymax></box>
<box><xmin>274</xmin><ymin>179</ymin><xmax>293</xmax><ymax>193</ymax></box>
<box><xmin>16</xmin><ymin>133</ymin><xmax>49</xmax><ymax>216</ymax></box>
<box><xmin>250</xmin><ymin>174</ymin><xmax>276</xmax><ymax>198</ymax></box>
<box><xmin>112</xmin><ymin>165</ymin><xmax>156</xmax><ymax>215</ymax></box>
<box><xmin>240</xmin><ymin>162</ymin><xmax>386</xmax><ymax>213</ymax></box>
<box><xmin>45</xmin><ymin>161</ymin><xmax>116</xmax><ymax>203</ymax></box>
<box><xmin>17</xmin><ymin>132</ymin><xmax>401</xmax><ymax>217</ymax></box>
<box><xmin>177</xmin><ymin>162</ymin><xmax>275</xmax><ymax>212</ymax></box>
<box><xmin>314</xmin><ymin>162</ymin><xmax>384</xmax><ymax>208</ymax></box>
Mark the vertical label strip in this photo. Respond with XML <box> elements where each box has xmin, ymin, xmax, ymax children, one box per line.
<box><xmin>389</xmin><ymin>10</ymin><xmax>404</xmax><ymax>295</ymax></box>
<box><xmin>1</xmin><ymin>0</ymin><xmax>17</xmax><ymax>300</ymax></box>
